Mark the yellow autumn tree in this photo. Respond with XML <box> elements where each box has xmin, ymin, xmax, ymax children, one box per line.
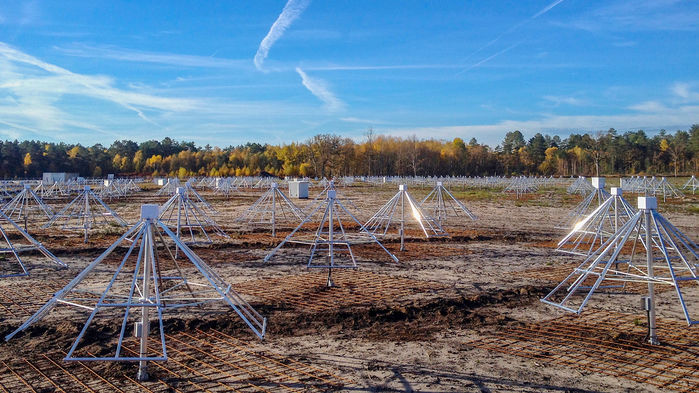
<box><xmin>538</xmin><ymin>147</ymin><xmax>559</xmax><ymax>175</ymax></box>
<box><xmin>133</xmin><ymin>150</ymin><xmax>145</xmax><ymax>173</ymax></box>
<box><xmin>177</xmin><ymin>167</ymin><xmax>188</xmax><ymax>179</ymax></box>
<box><xmin>112</xmin><ymin>154</ymin><xmax>123</xmax><ymax>170</ymax></box>
<box><xmin>660</xmin><ymin>139</ymin><xmax>670</xmax><ymax>152</ymax></box>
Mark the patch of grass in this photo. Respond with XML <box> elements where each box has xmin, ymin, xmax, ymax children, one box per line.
<box><xmin>449</xmin><ymin>189</ymin><xmax>500</xmax><ymax>201</ymax></box>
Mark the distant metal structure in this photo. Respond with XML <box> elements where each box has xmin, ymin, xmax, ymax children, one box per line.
<box><xmin>652</xmin><ymin>177</ymin><xmax>683</xmax><ymax>201</ymax></box>
<box><xmin>305</xmin><ymin>180</ymin><xmax>362</xmax><ymax>218</ymax></box>
<box><xmin>542</xmin><ymin>196</ymin><xmax>699</xmax><ymax>344</ymax></box>
<box><xmin>567</xmin><ymin>176</ymin><xmax>594</xmax><ymax>195</ymax></box>
<box><xmin>34</xmin><ymin>182</ymin><xmax>67</xmax><ymax>199</ymax></box>
<box><xmin>503</xmin><ymin>176</ymin><xmax>539</xmax><ymax>199</ymax></box>
<box><xmin>99</xmin><ymin>179</ymin><xmax>126</xmax><ymax>201</ymax></box>
<box><xmin>2</xmin><ymin>184</ymin><xmax>55</xmax><ymax>230</ymax></box>
<box><xmin>155</xmin><ymin>178</ymin><xmax>181</xmax><ymax>196</ymax></box>
<box><xmin>124</xmin><ymin>179</ymin><xmax>142</xmax><ymax>194</ymax></box>
<box><xmin>363</xmin><ymin>184</ymin><xmax>447</xmax><ymax>251</ymax></box>
<box><xmin>42</xmin><ymin>172</ymin><xmax>78</xmax><ymax>184</ymax></box>
<box><xmin>557</xmin><ymin>177</ymin><xmax>610</xmax><ymax>230</ymax></box>
<box><xmin>235</xmin><ymin>183</ymin><xmax>304</xmax><ymax>237</ymax></box>
<box><xmin>214</xmin><ymin>177</ymin><xmax>239</xmax><ymax>197</ymax></box>
<box><xmin>5</xmin><ymin>204</ymin><xmax>266</xmax><ymax>381</ymax></box>
<box><xmin>159</xmin><ymin>187</ymin><xmax>229</xmax><ymax>249</ymax></box>
<box><xmin>43</xmin><ymin>185</ymin><xmax>127</xmax><ymax>243</ymax></box>
<box><xmin>184</xmin><ymin>182</ymin><xmax>219</xmax><ymax>216</ymax></box>
<box><xmin>264</xmin><ymin>190</ymin><xmax>399</xmax><ymax>287</ymax></box>
<box><xmin>0</xmin><ymin>210</ymin><xmax>65</xmax><ymax>277</ymax></box>
<box><xmin>683</xmin><ymin>175</ymin><xmax>698</xmax><ymax>195</ymax></box>
<box><xmin>556</xmin><ymin>187</ymin><xmax>637</xmax><ymax>256</ymax></box>
<box><xmin>420</xmin><ymin>181</ymin><xmax>477</xmax><ymax>225</ymax></box>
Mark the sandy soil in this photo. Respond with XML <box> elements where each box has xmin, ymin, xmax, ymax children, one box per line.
<box><xmin>0</xmin><ymin>181</ymin><xmax>698</xmax><ymax>392</ymax></box>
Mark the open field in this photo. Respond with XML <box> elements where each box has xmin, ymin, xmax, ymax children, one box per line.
<box><xmin>1</xmin><ymin>180</ymin><xmax>698</xmax><ymax>392</ymax></box>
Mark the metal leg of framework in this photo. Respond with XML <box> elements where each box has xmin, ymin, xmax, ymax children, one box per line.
<box><xmin>363</xmin><ymin>184</ymin><xmax>448</xmax><ymax>251</ymax></box>
<box><xmin>265</xmin><ymin>190</ymin><xmax>399</xmax><ymax>287</ymax></box>
<box><xmin>5</xmin><ymin>204</ymin><xmax>265</xmax><ymax>381</ymax></box>
<box><xmin>43</xmin><ymin>185</ymin><xmax>127</xmax><ymax>243</ymax></box>
<box><xmin>234</xmin><ymin>183</ymin><xmax>303</xmax><ymax>238</ymax></box>
<box><xmin>542</xmin><ymin>196</ymin><xmax>699</xmax><ymax>343</ymax></box>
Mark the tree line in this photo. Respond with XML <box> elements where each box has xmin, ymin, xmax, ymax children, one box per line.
<box><xmin>2</xmin><ymin>126</ymin><xmax>698</xmax><ymax>179</ymax></box>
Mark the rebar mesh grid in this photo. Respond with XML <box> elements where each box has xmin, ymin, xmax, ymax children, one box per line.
<box><xmin>517</xmin><ymin>263</ymin><xmax>683</xmax><ymax>294</ymax></box>
<box><xmin>235</xmin><ymin>270</ymin><xmax>447</xmax><ymax>313</ymax></box>
<box><xmin>466</xmin><ymin>310</ymin><xmax>699</xmax><ymax>393</ymax></box>
<box><xmin>0</xmin><ymin>328</ymin><xmax>348</xmax><ymax>392</ymax></box>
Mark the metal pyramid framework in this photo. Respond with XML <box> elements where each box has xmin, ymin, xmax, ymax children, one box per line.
<box><xmin>235</xmin><ymin>182</ymin><xmax>304</xmax><ymax>237</ymax></box>
<box><xmin>155</xmin><ymin>178</ymin><xmax>181</xmax><ymax>196</ymax></box>
<box><xmin>652</xmin><ymin>177</ymin><xmax>684</xmax><ymax>201</ymax></box>
<box><xmin>542</xmin><ymin>197</ymin><xmax>699</xmax><ymax>344</ymax></box>
<box><xmin>305</xmin><ymin>180</ymin><xmax>360</xmax><ymax>215</ymax></box>
<box><xmin>264</xmin><ymin>190</ymin><xmax>399</xmax><ymax>287</ymax></box>
<box><xmin>184</xmin><ymin>182</ymin><xmax>219</xmax><ymax>216</ymax></box>
<box><xmin>556</xmin><ymin>187</ymin><xmax>637</xmax><ymax>256</ymax></box>
<box><xmin>557</xmin><ymin>177</ymin><xmax>611</xmax><ymax>230</ymax></box>
<box><xmin>34</xmin><ymin>182</ymin><xmax>67</xmax><ymax>199</ymax></box>
<box><xmin>124</xmin><ymin>179</ymin><xmax>142</xmax><ymax>194</ymax></box>
<box><xmin>214</xmin><ymin>177</ymin><xmax>240</xmax><ymax>197</ymax></box>
<box><xmin>2</xmin><ymin>184</ymin><xmax>55</xmax><ymax>227</ymax></box>
<box><xmin>159</xmin><ymin>187</ymin><xmax>229</xmax><ymax>246</ymax></box>
<box><xmin>503</xmin><ymin>176</ymin><xmax>539</xmax><ymax>199</ymax></box>
<box><xmin>0</xmin><ymin>210</ymin><xmax>66</xmax><ymax>278</ymax></box>
<box><xmin>621</xmin><ymin>175</ymin><xmax>655</xmax><ymax>194</ymax></box>
<box><xmin>5</xmin><ymin>204</ymin><xmax>266</xmax><ymax>381</ymax></box>
<box><xmin>0</xmin><ymin>186</ymin><xmax>12</xmax><ymax>203</ymax></box>
<box><xmin>363</xmin><ymin>184</ymin><xmax>448</xmax><ymax>251</ymax></box>
<box><xmin>683</xmin><ymin>175</ymin><xmax>699</xmax><ymax>194</ymax></box>
<box><xmin>420</xmin><ymin>181</ymin><xmax>477</xmax><ymax>225</ymax></box>
<box><xmin>43</xmin><ymin>185</ymin><xmax>127</xmax><ymax>243</ymax></box>
<box><xmin>99</xmin><ymin>179</ymin><xmax>127</xmax><ymax>201</ymax></box>
<box><xmin>567</xmin><ymin>176</ymin><xmax>594</xmax><ymax>195</ymax></box>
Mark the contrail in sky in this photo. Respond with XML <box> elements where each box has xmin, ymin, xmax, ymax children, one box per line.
<box><xmin>295</xmin><ymin>67</ymin><xmax>344</xmax><ymax>111</ymax></box>
<box><xmin>459</xmin><ymin>0</ymin><xmax>566</xmax><ymax>73</ymax></box>
<box><xmin>456</xmin><ymin>43</ymin><xmax>521</xmax><ymax>75</ymax></box>
<box><xmin>254</xmin><ymin>0</ymin><xmax>311</xmax><ymax>71</ymax></box>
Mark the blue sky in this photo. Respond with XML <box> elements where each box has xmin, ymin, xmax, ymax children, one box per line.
<box><xmin>0</xmin><ymin>0</ymin><xmax>697</xmax><ymax>147</ymax></box>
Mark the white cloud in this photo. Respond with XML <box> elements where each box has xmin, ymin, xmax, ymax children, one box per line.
<box><xmin>0</xmin><ymin>42</ymin><xmax>347</xmax><ymax>146</ymax></box>
<box><xmin>304</xmin><ymin>64</ymin><xmax>462</xmax><ymax>71</ymax></box>
<box><xmin>0</xmin><ymin>42</ymin><xmax>276</xmax><ymax>141</ymax></box>
<box><xmin>557</xmin><ymin>0</ymin><xmax>698</xmax><ymax>32</ymax></box>
<box><xmin>254</xmin><ymin>0</ymin><xmax>311</xmax><ymax>71</ymax></box>
<box><xmin>377</xmin><ymin>103</ymin><xmax>699</xmax><ymax>146</ymax></box>
<box><xmin>55</xmin><ymin>44</ymin><xmax>247</xmax><ymax>69</ymax></box>
<box><xmin>543</xmin><ymin>95</ymin><xmax>587</xmax><ymax>106</ymax></box>
<box><xmin>340</xmin><ymin>117</ymin><xmax>391</xmax><ymax>125</ymax></box>
<box><xmin>295</xmin><ymin>67</ymin><xmax>344</xmax><ymax>111</ymax></box>
<box><xmin>628</xmin><ymin>101</ymin><xmax>667</xmax><ymax>112</ymax></box>
<box><xmin>0</xmin><ymin>42</ymin><xmax>199</xmax><ymax>123</ymax></box>
<box><xmin>672</xmin><ymin>82</ymin><xmax>699</xmax><ymax>101</ymax></box>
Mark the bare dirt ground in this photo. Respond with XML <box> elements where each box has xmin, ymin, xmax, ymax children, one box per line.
<box><xmin>0</xmin><ymin>181</ymin><xmax>698</xmax><ymax>392</ymax></box>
